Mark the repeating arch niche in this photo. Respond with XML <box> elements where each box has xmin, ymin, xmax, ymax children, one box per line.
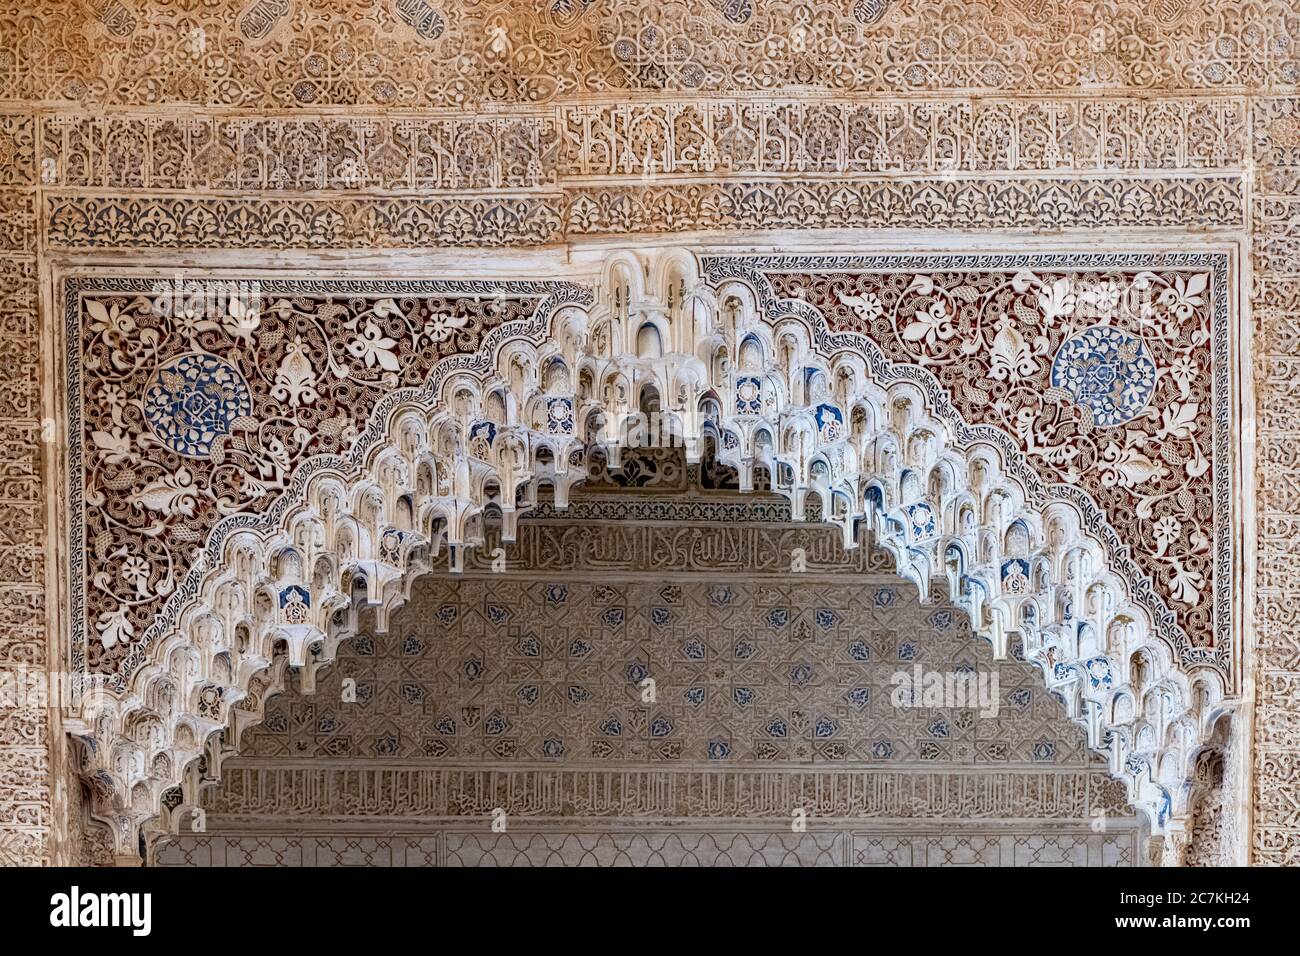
<box><xmin>70</xmin><ymin>249</ymin><xmax>1232</xmax><ymax>861</ymax></box>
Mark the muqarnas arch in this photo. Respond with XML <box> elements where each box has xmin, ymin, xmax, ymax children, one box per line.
<box><xmin>59</xmin><ymin>247</ymin><xmax>1243</xmax><ymax>861</ymax></box>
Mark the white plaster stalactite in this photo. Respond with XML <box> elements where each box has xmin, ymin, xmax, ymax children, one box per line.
<box><xmin>66</xmin><ymin>249</ymin><xmax>1231</xmax><ymax>859</ymax></box>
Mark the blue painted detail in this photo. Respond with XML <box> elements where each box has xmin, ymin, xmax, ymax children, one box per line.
<box><xmin>813</xmin><ymin>403</ymin><xmax>845</xmax><ymax>442</ymax></box>
<box><xmin>545</xmin><ymin>397</ymin><xmax>574</xmax><ymax>434</ymax></box>
<box><xmin>904</xmin><ymin>502</ymin><xmax>936</xmax><ymax>538</ymax></box>
<box><xmin>143</xmin><ymin>352</ymin><xmax>253</xmax><ymax>458</ymax></box>
<box><xmin>1001</xmin><ymin>558</ymin><xmax>1031</xmax><ymax>593</ymax></box>
<box><xmin>708</xmin><ymin>586</ymin><xmax>734</xmax><ymax>607</ymax></box>
<box><xmin>278</xmin><ymin>584</ymin><xmax>310</xmax><ymax>609</ymax></box>
<box><xmin>624</xmin><ymin>661</ymin><xmax>648</xmax><ymax>684</ymax></box>
<box><xmin>1051</xmin><ymin>325</ymin><xmax>1158</xmax><ymax>426</ymax></box>
<box><xmin>1085</xmin><ymin>656</ymin><xmax>1114</xmax><ymax>689</ymax></box>
<box><xmin>734</xmin><ymin>376</ymin><xmax>761</xmax><ymax>414</ymax></box>
<box><xmin>468</xmin><ymin>420</ymin><xmax>497</xmax><ymax>454</ymax></box>
<box><xmin>1008</xmin><ymin>688</ymin><xmax>1033</xmax><ymax>710</ymax></box>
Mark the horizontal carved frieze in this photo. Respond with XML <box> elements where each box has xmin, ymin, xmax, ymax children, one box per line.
<box><xmin>0</xmin><ymin>1</ymin><xmax>1292</xmax><ymax>107</ymax></box>
<box><xmin>153</xmin><ymin>825</ymin><xmax>1141</xmax><ymax>867</ymax></box>
<box><xmin>25</xmin><ymin>97</ymin><xmax>1250</xmax><ymax>193</ymax></box>
<box><xmin>42</xmin><ymin>175</ymin><xmax>1248</xmax><ymax>250</ymax></box>
<box><xmin>199</xmin><ymin>764</ymin><xmax>1135</xmax><ymax>820</ymax></box>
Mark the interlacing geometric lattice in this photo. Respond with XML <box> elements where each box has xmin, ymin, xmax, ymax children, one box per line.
<box><xmin>65</xmin><ymin>249</ymin><xmax>1236</xmax><ymax>857</ymax></box>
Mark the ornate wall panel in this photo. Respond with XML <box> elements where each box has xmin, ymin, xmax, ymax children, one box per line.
<box><xmin>41</xmin><ymin>176</ymin><xmax>1249</xmax><ymax>250</ymax></box>
<box><xmin>64</xmin><ymin>278</ymin><xmax>567</xmax><ymax>683</ymax></box>
<box><xmin>736</xmin><ymin>253</ymin><xmax>1234</xmax><ymax>676</ymax></box>
<box><xmin>0</xmin><ymin>0</ymin><xmax>1289</xmax><ymax>866</ymax></box>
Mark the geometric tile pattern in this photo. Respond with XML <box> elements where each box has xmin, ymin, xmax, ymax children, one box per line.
<box><xmin>153</xmin><ymin>827</ymin><xmax>1139</xmax><ymax>868</ymax></box>
<box><xmin>240</xmin><ymin>563</ymin><xmax>1100</xmax><ymax>767</ymax></box>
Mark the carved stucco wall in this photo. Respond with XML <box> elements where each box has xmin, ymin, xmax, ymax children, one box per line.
<box><xmin>152</xmin><ymin>495</ymin><xmax>1142</xmax><ymax>867</ymax></box>
<box><xmin>0</xmin><ymin>1</ymin><xmax>1292</xmax><ymax>864</ymax></box>
<box><xmin>59</xmin><ymin>248</ymin><xmax>1239</xmax><ymax>858</ymax></box>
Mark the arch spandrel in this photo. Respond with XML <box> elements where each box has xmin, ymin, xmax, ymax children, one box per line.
<box><xmin>61</xmin><ymin>248</ymin><xmax>1238</xmax><ymax>857</ymax></box>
